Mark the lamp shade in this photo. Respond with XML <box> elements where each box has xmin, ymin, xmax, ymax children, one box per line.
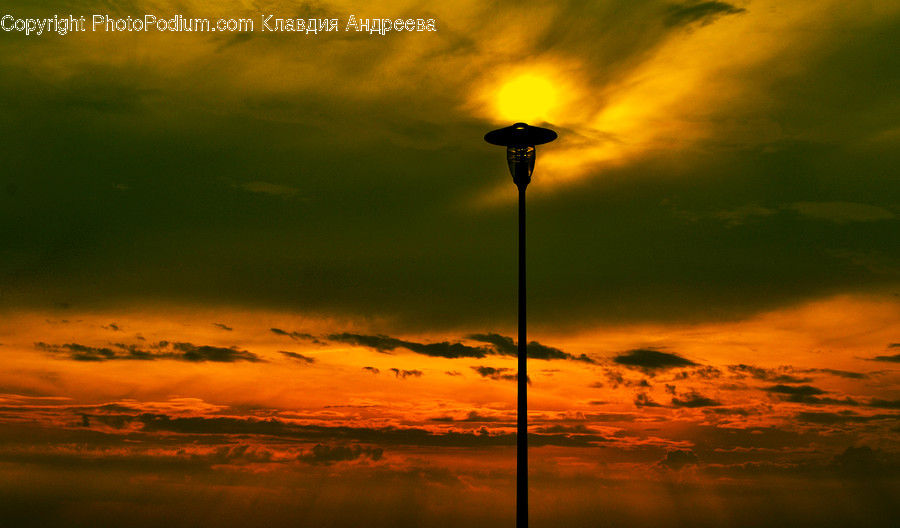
<box><xmin>484</xmin><ymin>122</ymin><xmax>557</xmax><ymax>147</ymax></box>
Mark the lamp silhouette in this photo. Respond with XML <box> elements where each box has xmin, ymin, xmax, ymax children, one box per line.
<box><xmin>484</xmin><ymin>122</ymin><xmax>557</xmax><ymax>528</ymax></box>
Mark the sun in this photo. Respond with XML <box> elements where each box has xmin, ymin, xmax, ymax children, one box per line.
<box><xmin>496</xmin><ymin>73</ymin><xmax>558</xmax><ymax>123</ymax></box>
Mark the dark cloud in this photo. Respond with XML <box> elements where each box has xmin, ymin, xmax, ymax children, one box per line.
<box><xmin>829</xmin><ymin>446</ymin><xmax>900</xmax><ymax>479</ymax></box>
<box><xmin>36</xmin><ymin>342</ymin><xmax>125</xmax><ymax>362</ymax></box>
<box><xmin>87</xmin><ymin>413</ymin><xmax>134</xmax><ymax>429</ymax></box>
<box><xmin>671</xmin><ymin>390</ymin><xmax>720</xmax><ymax>408</ymax></box>
<box><xmin>727</xmin><ymin>364</ymin><xmax>812</xmax><ymax>384</ymax></box>
<box><xmin>435</xmin><ymin>411</ymin><xmax>509</xmax><ymax>423</ymax></box>
<box><xmin>172</xmin><ymin>343</ymin><xmax>262</xmax><ymax>363</ymax></box>
<box><xmin>329</xmin><ymin>331</ymin><xmax>591</xmax><ymax>363</ymax></box>
<box><xmin>793</xmin><ymin>412</ymin><xmax>888</xmax><ymax>425</ymax></box>
<box><xmin>793</xmin><ymin>396</ymin><xmax>860</xmax><ymax>406</ymax></box>
<box><xmin>213</xmin><ymin>323</ymin><xmax>233</xmax><ymax>331</ymax></box>
<box><xmin>35</xmin><ymin>341</ymin><xmax>262</xmax><ymax>363</ymax></box>
<box><xmin>870</xmin><ymin>353</ymin><xmax>900</xmax><ymax>363</ymax></box>
<box><xmin>674</xmin><ymin>365</ymin><xmax>722</xmax><ymax>380</ymax></box>
<box><xmin>466</xmin><ymin>333</ymin><xmax>517</xmax><ymax>355</ymax></box>
<box><xmin>613</xmin><ymin>349</ymin><xmax>698</xmax><ymax>373</ymax></box>
<box><xmin>362</xmin><ymin>366</ymin><xmax>380</xmax><ymax>375</ymax></box>
<box><xmin>763</xmin><ymin>385</ymin><xmax>827</xmax><ymax>396</ymax></box>
<box><xmin>297</xmin><ymin>444</ymin><xmax>384</xmax><ymax>466</ymax></box>
<box><xmin>634</xmin><ymin>393</ymin><xmax>662</xmax><ymax>407</ymax></box>
<box><xmin>207</xmin><ymin>443</ymin><xmax>274</xmax><ymax>464</ymax></box>
<box><xmin>389</xmin><ymin>368</ymin><xmax>423</xmax><ymax>380</ymax></box>
<box><xmin>279</xmin><ymin>351</ymin><xmax>316</xmax><ymax>364</ymax></box>
<box><xmin>102</xmin><ymin>323</ymin><xmax>121</xmax><ymax>331</ymax></box>
<box><xmin>867</xmin><ymin>398</ymin><xmax>900</xmax><ymax>409</ymax></box>
<box><xmin>470</xmin><ymin>366</ymin><xmax>518</xmax><ymax>382</ymax></box>
<box><xmin>134</xmin><ymin>413</ymin><xmax>524</xmax><ymax>448</ymax></box>
<box><xmin>802</xmin><ymin>368</ymin><xmax>868</xmax><ymax>380</ymax></box>
<box><xmin>270</xmin><ymin>328</ymin><xmax>321</xmax><ymax>344</ymax></box>
<box><xmin>657</xmin><ymin>449</ymin><xmax>699</xmax><ymax>470</ymax></box>
<box><xmin>704</xmin><ymin>407</ymin><xmax>750</xmax><ymax>416</ymax></box>
<box><xmin>526</xmin><ymin>342</ymin><xmax>595</xmax><ymax>363</ymax></box>
<box><xmin>466</xmin><ymin>333</ymin><xmax>597</xmax><ymax>363</ymax></box>
<box><xmin>328</xmin><ymin>333</ymin><xmax>489</xmax><ymax>359</ymax></box>
<box><xmin>762</xmin><ymin>385</ymin><xmax>862</xmax><ymax>405</ymax></box>
<box><xmin>665</xmin><ymin>2</ymin><xmax>746</xmax><ymax>28</ymax></box>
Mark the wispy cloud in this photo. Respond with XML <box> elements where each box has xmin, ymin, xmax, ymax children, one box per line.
<box><xmin>613</xmin><ymin>349</ymin><xmax>698</xmax><ymax>373</ymax></box>
<box><xmin>664</xmin><ymin>1</ymin><xmax>746</xmax><ymax>28</ymax></box>
<box><xmin>329</xmin><ymin>333</ymin><xmax>490</xmax><ymax>359</ymax></box>
<box><xmin>35</xmin><ymin>341</ymin><xmax>264</xmax><ymax>363</ymax></box>
<box><xmin>279</xmin><ymin>351</ymin><xmax>316</xmax><ymax>364</ymax></box>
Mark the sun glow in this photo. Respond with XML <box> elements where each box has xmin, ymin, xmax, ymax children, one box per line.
<box><xmin>496</xmin><ymin>73</ymin><xmax>559</xmax><ymax>123</ymax></box>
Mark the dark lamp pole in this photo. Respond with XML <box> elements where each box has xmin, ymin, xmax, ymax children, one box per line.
<box><xmin>484</xmin><ymin>122</ymin><xmax>557</xmax><ymax>528</ymax></box>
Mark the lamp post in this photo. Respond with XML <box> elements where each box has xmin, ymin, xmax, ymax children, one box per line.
<box><xmin>484</xmin><ymin>122</ymin><xmax>557</xmax><ymax>528</ymax></box>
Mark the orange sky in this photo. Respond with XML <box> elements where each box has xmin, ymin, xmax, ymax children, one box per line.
<box><xmin>3</xmin><ymin>295</ymin><xmax>899</xmax><ymax>525</ymax></box>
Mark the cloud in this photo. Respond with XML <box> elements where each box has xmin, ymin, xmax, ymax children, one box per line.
<box><xmin>328</xmin><ymin>333</ymin><xmax>489</xmax><ymax>359</ymax></box>
<box><xmin>657</xmin><ymin>449</ymin><xmax>699</xmax><ymax>470</ymax></box>
<box><xmin>763</xmin><ymin>385</ymin><xmax>827</xmax><ymax>396</ymax></box>
<box><xmin>466</xmin><ymin>333</ymin><xmax>596</xmax><ymax>363</ymax></box>
<box><xmin>213</xmin><ymin>323</ymin><xmax>233</xmax><ymax>331</ymax></box>
<box><xmin>828</xmin><ymin>446</ymin><xmax>900</xmax><ymax>478</ymax></box>
<box><xmin>470</xmin><ymin>366</ymin><xmax>518</xmax><ymax>382</ymax></box>
<box><xmin>830</xmin><ymin>445</ymin><xmax>875</xmax><ymax>472</ymax></box>
<box><xmin>674</xmin><ymin>366</ymin><xmax>722</xmax><ymax>380</ymax></box>
<box><xmin>170</xmin><ymin>343</ymin><xmax>262</xmax><ymax>363</ymax></box>
<box><xmin>208</xmin><ymin>443</ymin><xmax>274</xmax><ymax>464</ymax></box>
<box><xmin>270</xmin><ymin>328</ymin><xmax>321</xmax><ymax>344</ymax></box>
<box><xmin>389</xmin><ymin>368</ymin><xmax>423</xmax><ymax>380</ymax></box>
<box><xmin>671</xmin><ymin>390</ymin><xmax>720</xmax><ymax>408</ymax></box>
<box><xmin>728</xmin><ymin>364</ymin><xmax>812</xmax><ymax>384</ymax></box>
<box><xmin>297</xmin><ymin>444</ymin><xmax>383</xmax><ymax>466</ymax></box>
<box><xmin>35</xmin><ymin>341</ymin><xmax>263</xmax><ymax>363</ymax></box>
<box><xmin>279</xmin><ymin>351</ymin><xmax>315</xmax><ymax>364</ymax></box>
<box><xmin>34</xmin><ymin>342</ymin><xmax>117</xmax><ymax>362</ymax></box>
<box><xmin>664</xmin><ymin>2</ymin><xmax>746</xmax><ymax>28</ymax></box>
<box><xmin>613</xmin><ymin>349</ymin><xmax>698</xmax><ymax>373</ymax></box>
<box><xmin>634</xmin><ymin>393</ymin><xmax>662</xmax><ymax>407</ymax></box>
<box><xmin>763</xmin><ymin>385</ymin><xmax>860</xmax><ymax>406</ymax></box>
<box><xmin>795</xmin><ymin>412</ymin><xmax>895</xmax><ymax>425</ymax></box>
<box><xmin>867</xmin><ymin>398</ymin><xmax>900</xmax><ymax>409</ymax></box>
<box><xmin>432</xmin><ymin>411</ymin><xmax>509</xmax><ymax>423</ymax></box>
<box><xmin>601</xmin><ymin>368</ymin><xmax>631</xmax><ymax>389</ymax></box>
<box><xmin>801</xmin><ymin>368</ymin><xmax>868</xmax><ymax>380</ymax></box>
<box><xmin>870</xmin><ymin>353</ymin><xmax>900</xmax><ymax>363</ymax></box>
<box><xmin>134</xmin><ymin>413</ymin><xmax>520</xmax><ymax>448</ymax></box>
<box><xmin>362</xmin><ymin>366</ymin><xmax>380</xmax><ymax>375</ymax></box>
<box><xmin>466</xmin><ymin>333</ymin><xmax>517</xmax><ymax>355</ymax></box>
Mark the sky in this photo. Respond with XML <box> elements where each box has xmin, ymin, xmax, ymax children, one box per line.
<box><xmin>2</xmin><ymin>0</ymin><xmax>900</xmax><ymax>526</ymax></box>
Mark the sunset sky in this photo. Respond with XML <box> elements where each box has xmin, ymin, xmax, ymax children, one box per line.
<box><xmin>2</xmin><ymin>1</ymin><xmax>900</xmax><ymax>526</ymax></box>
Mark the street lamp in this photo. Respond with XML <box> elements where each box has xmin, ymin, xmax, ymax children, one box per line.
<box><xmin>484</xmin><ymin>122</ymin><xmax>557</xmax><ymax>528</ymax></box>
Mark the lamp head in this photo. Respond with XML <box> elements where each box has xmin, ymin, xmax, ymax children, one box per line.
<box><xmin>485</xmin><ymin>123</ymin><xmax>557</xmax><ymax>189</ymax></box>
